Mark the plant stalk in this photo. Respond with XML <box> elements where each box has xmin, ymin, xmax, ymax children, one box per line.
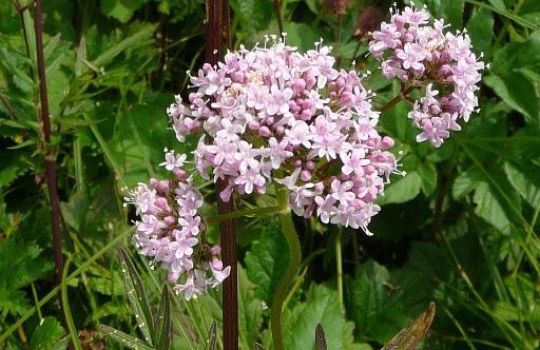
<box><xmin>205</xmin><ymin>1</ymin><xmax>236</xmax><ymax>348</ymax></box>
<box><xmin>34</xmin><ymin>0</ymin><xmax>66</xmax><ymax>319</ymax></box>
<box><xmin>271</xmin><ymin>184</ymin><xmax>302</xmax><ymax>350</ymax></box>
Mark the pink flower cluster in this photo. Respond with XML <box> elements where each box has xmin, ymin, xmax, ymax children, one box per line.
<box><xmin>168</xmin><ymin>38</ymin><xmax>397</xmax><ymax>234</ymax></box>
<box><xmin>369</xmin><ymin>6</ymin><xmax>484</xmax><ymax>147</ymax></box>
<box><xmin>125</xmin><ymin>149</ymin><xmax>230</xmax><ymax>300</ymax></box>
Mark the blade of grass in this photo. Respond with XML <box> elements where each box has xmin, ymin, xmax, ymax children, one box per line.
<box><xmin>61</xmin><ymin>256</ymin><xmax>83</xmax><ymax>350</ymax></box>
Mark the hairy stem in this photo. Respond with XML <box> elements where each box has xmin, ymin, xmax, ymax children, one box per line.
<box><xmin>34</xmin><ymin>0</ymin><xmax>66</xmax><ymax>321</ymax></box>
<box><xmin>271</xmin><ymin>184</ymin><xmax>302</xmax><ymax>350</ymax></box>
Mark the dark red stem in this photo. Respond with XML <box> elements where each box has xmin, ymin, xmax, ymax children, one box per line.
<box><xmin>380</xmin><ymin>86</ymin><xmax>415</xmax><ymax>114</ymax></box>
<box><xmin>205</xmin><ymin>1</ymin><xmax>237</xmax><ymax>349</ymax></box>
<box><xmin>273</xmin><ymin>0</ymin><xmax>284</xmax><ymax>39</ymax></box>
<box><xmin>34</xmin><ymin>0</ymin><xmax>66</xmax><ymax>323</ymax></box>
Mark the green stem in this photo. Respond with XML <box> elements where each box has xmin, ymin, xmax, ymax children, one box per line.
<box><xmin>335</xmin><ymin>228</ymin><xmax>344</xmax><ymax>314</ymax></box>
<box><xmin>206</xmin><ymin>205</ymin><xmax>283</xmax><ymax>224</ymax></box>
<box><xmin>270</xmin><ymin>184</ymin><xmax>302</xmax><ymax>350</ymax></box>
<box><xmin>61</xmin><ymin>256</ymin><xmax>83</xmax><ymax>350</ymax></box>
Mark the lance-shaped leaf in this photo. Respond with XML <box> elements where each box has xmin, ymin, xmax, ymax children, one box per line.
<box><xmin>380</xmin><ymin>302</ymin><xmax>436</xmax><ymax>350</ymax></box>
<box><xmin>155</xmin><ymin>285</ymin><xmax>172</xmax><ymax>350</ymax></box>
<box><xmin>96</xmin><ymin>324</ymin><xmax>152</xmax><ymax>350</ymax></box>
<box><xmin>117</xmin><ymin>249</ymin><xmax>154</xmax><ymax>345</ymax></box>
<box><xmin>207</xmin><ymin>321</ymin><xmax>217</xmax><ymax>350</ymax></box>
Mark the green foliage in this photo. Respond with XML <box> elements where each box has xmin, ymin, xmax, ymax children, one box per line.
<box><xmin>1</xmin><ymin>1</ymin><xmax>539</xmax><ymax>349</ymax></box>
<box><xmin>0</xmin><ymin>238</ymin><xmax>53</xmax><ymax>315</ymax></box>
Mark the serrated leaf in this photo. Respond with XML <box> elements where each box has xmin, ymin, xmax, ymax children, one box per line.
<box><xmin>452</xmin><ymin>166</ymin><xmax>482</xmax><ymax>199</ymax></box>
<box><xmin>117</xmin><ymin>249</ymin><xmax>154</xmax><ymax>345</ymax></box>
<box><xmin>503</xmin><ymin>162</ymin><xmax>540</xmax><ymax>208</ymax></box>
<box><xmin>473</xmin><ymin>182</ymin><xmax>511</xmax><ymax>234</ymax></box>
<box><xmin>284</xmin><ymin>284</ymin><xmax>357</xmax><ymax>350</ymax></box>
<box><xmin>467</xmin><ymin>8</ymin><xmax>494</xmax><ymax>54</ymax></box>
<box><xmin>29</xmin><ymin>317</ymin><xmax>67</xmax><ymax>350</ymax></box>
<box><xmin>380</xmin><ymin>302</ymin><xmax>436</xmax><ymax>350</ymax></box>
<box><xmin>97</xmin><ymin>324</ymin><xmax>152</xmax><ymax>350</ymax></box>
<box><xmin>378</xmin><ymin>172</ymin><xmax>422</xmax><ymax>205</ymax></box>
<box><xmin>0</xmin><ymin>238</ymin><xmax>53</xmax><ymax>315</ymax></box>
<box><xmin>245</xmin><ymin>219</ymin><xmax>288</xmax><ymax>305</ymax></box>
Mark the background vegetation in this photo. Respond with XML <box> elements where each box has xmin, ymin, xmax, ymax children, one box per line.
<box><xmin>0</xmin><ymin>0</ymin><xmax>539</xmax><ymax>349</ymax></box>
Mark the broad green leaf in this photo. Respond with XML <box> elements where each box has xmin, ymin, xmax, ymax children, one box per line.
<box><xmin>283</xmin><ymin>284</ymin><xmax>357</xmax><ymax>350</ymax></box>
<box><xmin>473</xmin><ymin>182</ymin><xmax>511</xmax><ymax>234</ymax></box>
<box><xmin>488</xmin><ymin>0</ymin><xmax>506</xmax><ymax>11</ymax></box>
<box><xmin>29</xmin><ymin>317</ymin><xmax>68</xmax><ymax>350</ymax></box>
<box><xmin>417</xmin><ymin>161</ymin><xmax>437</xmax><ymax>196</ymax></box>
<box><xmin>467</xmin><ymin>8</ymin><xmax>494</xmax><ymax>54</ymax></box>
<box><xmin>503</xmin><ymin>162</ymin><xmax>540</xmax><ymax>208</ymax></box>
<box><xmin>230</xmin><ymin>0</ymin><xmax>273</xmax><ymax>33</ymax></box>
<box><xmin>100</xmin><ymin>0</ymin><xmax>147</xmax><ymax>23</ymax></box>
<box><xmin>415</xmin><ymin>0</ymin><xmax>464</xmax><ymax>28</ymax></box>
<box><xmin>378</xmin><ymin>172</ymin><xmax>422</xmax><ymax>205</ymax></box>
<box><xmin>284</xmin><ymin>23</ymin><xmax>318</xmax><ymax>52</ymax></box>
<box><xmin>245</xmin><ymin>218</ymin><xmax>288</xmax><ymax>305</ymax></box>
<box><xmin>97</xmin><ymin>324</ymin><xmax>152</xmax><ymax>350</ymax></box>
<box><xmin>484</xmin><ymin>74</ymin><xmax>539</xmax><ymax>125</ymax></box>
<box><xmin>345</xmin><ymin>260</ymin><xmax>433</xmax><ymax>344</ymax></box>
<box><xmin>0</xmin><ymin>238</ymin><xmax>53</xmax><ymax>315</ymax></box>
<box><xmin>452</xmin><ymin>166</ymin><xmax>482</xmax><ymax>199</ymax></box>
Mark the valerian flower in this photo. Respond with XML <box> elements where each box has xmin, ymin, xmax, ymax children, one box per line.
<box><xmin>369</xmin><ymin>6</ymin><xmax>484</xmax><ymax>146</ymax></box>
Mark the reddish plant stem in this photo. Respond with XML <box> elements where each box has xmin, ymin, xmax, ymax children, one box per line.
<box><xmin>273</xmin><ymin>0</ymin><xmax>284</xmax><ymax>39</ymax></box>
<box><xmin>34</xmin><ymin>0</ymin><xmax>66</xmax><ymax>323</ymax></box>
<box><xmin>380</xmin><ymin>86</ymin><xmax>415</xmax><ymax>114</ymax></box>
<box><xmin>205</xmin><ymin>1</ymin><xmax>237</xmax><ymax>349</ymax></box>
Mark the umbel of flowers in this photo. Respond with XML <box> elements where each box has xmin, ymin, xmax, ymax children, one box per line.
<box><xmin>125</xmin><ymin>6</ymin><xmax>483</xmax><ymax>300</ymax></box>
<box><xmin>369</xmin><ymin>6</ymin><xmax>484</xmax><ymax>147</ymax></box>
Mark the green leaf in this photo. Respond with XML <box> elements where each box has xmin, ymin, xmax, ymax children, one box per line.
<box><xmin>0</xmin><ymin>238</ymin><xmax>53</xmax><ymax>315</ymax></box>
<box><xmin>238</xmin><ymin>266</ymin><xmax>264</xmax><ymax>349</ymax></box>
<box><xmin>117</xmin><ymin>249</ymin><xmax>154</xmax><ymax>345</ymax></box>
<box><xmin>503</xmin><ymin>162</ymin><xmax>540</xmax><ymax>208</ymax></box>
<box><xmin>97</xmin><ymin>324</ymin><xmax>153</xmax><ymax>350</ymax></box>
<box><xmin>155</xmin><ymin>285</ymin><xmax>172</xmax><ymax>350</ymax></box>
<box><xmin>207</xmin><ymin>321</ymin><xmax>217</xmax><ymax>350</ymax></box>
<box><xmin>230</xmin><ymin>0</ymin><xmax>273</xmax><ymax>33</ymax></box>
<box><xmin>484</xmin><ymin>74</ymin><xmax>539</xmax><ymax>125</ymax></box>
<box><xmin>245</xmin><ymin>218</ymin><xmax>289</xmax><ymax>305</ymax></box>
<box><xmin>100</xmin><ymin>0</ymin><xmax>147</xmax><ymax>23</ymax></box>
<box><xmin>467</xmin><ymin>8</ymin><xmax>494</xmax><ymax>54</ymax></box>
<box><xmin>415</xmin><ymin>0</ymin><xmax>464</xmax><ymax>28</ymax></box>
<box><xmin>284</xmin><ymin>23</ymin><xmax>318</xmax><ymax>52</ymax></box>
<box><xmin>378</xmin><ymin>172</ymin><xmax>422</xmax><ymax>205</ymax></box>
<box><xmin>417</xmin><ymin>161</ymin><xmax>437</xmax><ymax>196</ymax></box>
<box><xmin>452</xmin><ymin>166</ymin><xmax>482</xmax><ymax>200</ymax></box>
<box><xmin>91</xmin><ymin>24</ymin><xmax>156</xmax><ymax>68</ymax></box>
<box><xmin>473</xmin><ymin>182</ymin><xmax>511</xmax><ymax>234</ymax></box>
<box><xmin>29</xmin><ymin>317</ymin><xmax>68</xmax><ymax>350</ymax></box>
<box><xmin>283</xmin><ymin>284</ymin><xmax>357</xmax><ymax>350</ymax></box>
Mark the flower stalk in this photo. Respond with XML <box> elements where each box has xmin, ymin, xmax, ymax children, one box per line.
<box><xmin>270</xmin><ymin>184</ymin><xmax>302</xmax><ymax>350</ymax></box>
